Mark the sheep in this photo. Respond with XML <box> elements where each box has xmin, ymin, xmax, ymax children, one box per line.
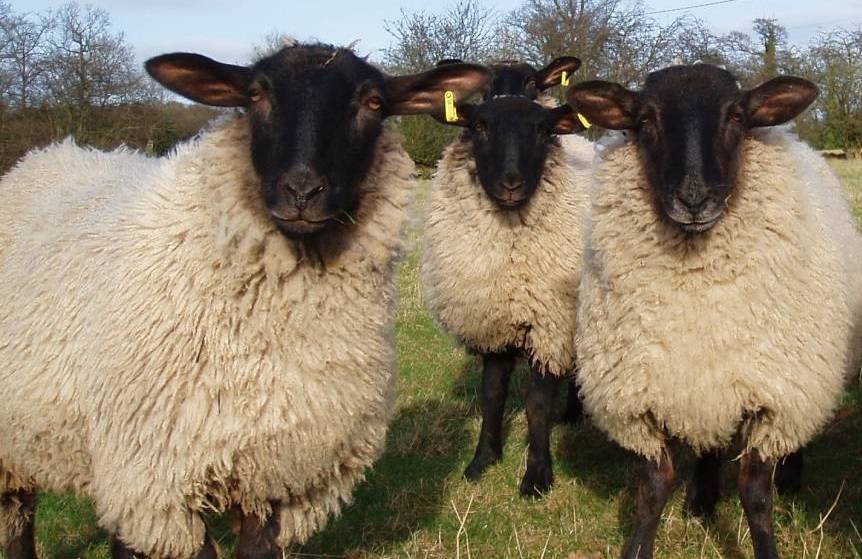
<box><xmin>567</xmin><ymin>64</ymin><xmax>862</xmax><ymax>559</ymax></box>
<box><xmin>0</xmin><ymin>43</ymin><xmax>491</xmax><ymax>559</ymax></box>
<box><xmin>421</xmin><ymin>57</ymin><xmax>592</xmax><ymax>497</ymax></box>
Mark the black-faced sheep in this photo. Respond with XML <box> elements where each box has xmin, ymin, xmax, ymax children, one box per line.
<box><xmin>421</xmin><ymin>57</ymin><xmax>591</xmax><ymax>497</ymax></box>
<box><xmin>0</xmin><ymin>43</ymin><xmax>491</xmax><ymax>558</ymax></box>
<box><xmin>568</xmin><ymin>64</ymin><xmax>862</xmax><ymax>559</ymax></box>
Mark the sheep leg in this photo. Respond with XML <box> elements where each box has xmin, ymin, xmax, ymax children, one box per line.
<box><xmin>621</xmin><ymin>453</ymin><xmax>675</xmax><ymax>559</ymax></box>
<box><xmin>2</xmin><ymin>489</ymin><xmax>37</xmax><ymax>559</ymax></box>
<box><xmin>464</xmin><ymin>350</ymin><xmax>515</xmax><ymax>481</ymax></box>
<box><xmin>236</xmin><ymin>503</ymin><xmax>281</xmax><ymax>559</ymax></box>
<box><xmin>738</xmin><ymin>450</ymin><xmax>780</xmax><ymax>559</ymax></box>
<box><xmin>684</xmin><ymin>450</ymin><xmax>722</xmax><ymax>518</ymax></box>
<box><xmin>519</xmin><ymin>367</ymin><xmax>560</xmax><ymax>498</ymax></box>
<box><xmin>111</xmin><ymin>531</ymin><xmax>217</xmax><ymax>559</ymax></box>
<box><xmin>561</xmin><ymin>378</ymin><xmax>583</xmax><ymax>425</ymax></box>
<box><xmin>774</xmin><ymin>449</ymin><xmax>803</xmax><ymax>494</ymax></box>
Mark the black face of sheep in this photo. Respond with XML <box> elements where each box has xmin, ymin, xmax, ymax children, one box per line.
<box><xmin>567</xmin><ymin>64</ymin><xmax>818</xmax><ymax>233</ymax></box>
<box><xmin>145</xmin><ymin>44</ymin><xmax>491</xmax><ymax>238</ymax></box>
<box><xmin>436</xmin><ymin>58</ymin><xmax>584</xmax><ymax>209</ymax></box>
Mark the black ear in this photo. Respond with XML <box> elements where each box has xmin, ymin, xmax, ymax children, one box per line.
<box><xmin>384</xmin><ymin>64</ymin><xmax>492</xmax><ymax>116</ymax></box>
<box><xmin>537</xmin><ymin>56</ymin><xmax>581</xmax><ymax>90</ymax></box>
<box><xmin>431</xmin><ymin>102</ymin><xmax>475</xmax><ymax>127</ymax></box>
<box><xmin>145</xmin><ymin>53</ymin><xmax>254</xmax><ymax>107</ymax></box>
<box><xmin>566</xmin><ymin>80</ymin><xmax>640</xmax><ymax>130</ymax></box>
<box><xmin>546</xmin><ymin>105</ymin><xmax>585</xmax><ymax>135</ymax></box>
<box><xmin>436</xmin><ymin>58</ymin><xmax>464</xmax><ymax>67</ymax></box>
<box><xmin>743</xmin><ymin>76</ymin><xmax>819</xmax><ymax>128</ymax></box>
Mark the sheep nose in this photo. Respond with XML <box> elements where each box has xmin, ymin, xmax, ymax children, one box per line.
<box><xmin>278</xmin><ymin>168</ymin><xmax>327</xmax><ymax>211</ymax></box>
<box><xmin>502</xmin><ymin>171</ymin><xmax>523</xmax><ymax>191</ymax></box>
<box><xmin>676</xmin><ymin>187</ymin><xmax>708</xmax><ymax>214</ymax></box>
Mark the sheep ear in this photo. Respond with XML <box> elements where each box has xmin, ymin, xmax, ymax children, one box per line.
<box><xmin>547</xmin><ymin>105</ymin><xmax>585</xmax><ymax>135</ymax></box>
<box><xmin>385</xmin><ymin>64</ymin><xmax>492</xmax><ymax>116</ymax></box>
<box><xmin>743</xmin><ymin>76</ymin><xmax>819</xmax><ymax>128</ymax></box>
<box><xmin>566</xmin><ymin>80</ymin><xmax>639</xmax><ymax>130</ymax></box>
<box><xmin>537</xmin><ymin>56</ymin><xmax>581</xmax><ymax>90</ymax></box>
<box><xmin>146</xmin><ymin>53</ymin><xmax>254</xmax><ymax>107</ymax></box>
<box><xmin>430</xmin><ymin>102</ymin><xmax>474</xmax><ymax>127</ymax></box>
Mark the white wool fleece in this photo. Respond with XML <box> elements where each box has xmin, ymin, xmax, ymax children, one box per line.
<box><xmin>0</xmin><ymin>116</ymin><xmax>413</xmax><ymax>557</ymax></box>
<box><xmin>576</xmin><ymin>128</ymin><xmax>861</xmax><ymax>462</ymax></box>
<box><xmin>421</xmin><ymin>134</ymin><xmax>592</xmax><ymax>375</ymax></box>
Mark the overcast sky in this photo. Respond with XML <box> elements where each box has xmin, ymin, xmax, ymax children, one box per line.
<box><xmin>11</xmin><ymin>0</ymin><xmax>862</xmax><ymax>66</ymax></box>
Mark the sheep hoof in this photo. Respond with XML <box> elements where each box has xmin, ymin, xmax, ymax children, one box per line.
<box><xmin>519</xmin><ymin>465</ymin><xmax>553</xmax><ymax>499</ymax></box>
<box><xmin>464</xmin><ymin>450</ymin><xmax>501</xmax><ymax>481</ymax></box>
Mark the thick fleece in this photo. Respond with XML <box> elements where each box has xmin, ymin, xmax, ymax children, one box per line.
<box><xmin>421</xmin><ymin>134</ymin><xmax>591</xmax><ymax>375</ymax></box>
<box><xmin>0</xmin><ymin>116</ymin><xmax>413</xmax><ymax>557</ymax></box>
<box><xmin>576</xmin><ymin>129</ymin><xmax>861</xmax><ymax>461</ymax></box>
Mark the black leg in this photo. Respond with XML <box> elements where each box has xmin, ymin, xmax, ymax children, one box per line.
<box><xmin>519</xmin><ymin>366</ymin><xmax>560</xmax><ymax>498</ymax></box>
<box><xmin>622</xmin><ymin>452</ymin><xmax>675</xmax><ymax>559</ymax></box>
<box><xmin>561</xmin><ymin>378</ymin><xmax>583</xmax><ymax>425</ymax></box>
<box><xmin>685</xmin><ymin>450</ymin><xmax>722</xmax><ymax>518</ymax></box>
<box><xmin>236</xmin><ymin>502</ymin><xmax>281</xmax><ymax>559</ymax></box>
<box><xmin>775</xmin><ymin>449</ymin><xmax>803</xmax><ymax>495</ymax></box>
<box><xmin>2</xmin><ymin>489</ymin><xmax>37</xmax><ymax>559</ymax></box>
<box><xmin>738</xmin><ymin>450</ymin><xmax>780</xmax><ymax>559</ymax></box>
<box><xmin>464</xmin><ymin>350</ymin><xmax>516</xmax><ymax>481</ymax></box>
<box><xmin>111</xmin><ymin>531</ymin><xmax>217</xmax><ymax>559</ymax></box>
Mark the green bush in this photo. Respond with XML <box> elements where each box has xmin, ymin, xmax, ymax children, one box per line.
<box><xmin>392</xmin><ymin>115</ymin><xmax>461</xmax><ymax>168</ymax></box>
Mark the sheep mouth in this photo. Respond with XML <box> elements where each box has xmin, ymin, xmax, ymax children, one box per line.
<box><xmin>490</xmin><ymin>193</ymin><xmax>530</xmax><ymax>209</ymax></box>
<box><xmin>672</xmin><ymin>214</ymin><xmax>722</xmax><ymax>233</ymax></box>
<box><xmin>271</xmin><ymin>215</ymin><xmax>333</xmax><ymax>236</ymax></box>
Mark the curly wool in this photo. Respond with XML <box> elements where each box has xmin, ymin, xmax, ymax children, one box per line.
<box><xmin>0</xmin><ymin>116</ymin><xmax>413</xmax><ymax>556</ymax></box>
<box><xmin>421</xmin><ymin>134</ymin><xmax>591</xmax><ymax>375</ymax></box>
<box><xmin>576</xmin><ymin>129</ymin><xmax>860</xmax><ymax>461</ymax></box>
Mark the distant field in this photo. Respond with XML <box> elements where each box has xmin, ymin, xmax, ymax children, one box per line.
<box><xmin>14</xmin><ymin>160</ymin><xmax>862</xmax><ymax>558</ymax></box>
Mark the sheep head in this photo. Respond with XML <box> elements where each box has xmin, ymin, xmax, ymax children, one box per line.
<box><xmin>146</xmin><ymin>44</ymin><xmax>491</xmax><ymax>238</ymax></box>
<box><xmin>435</xmin><ymin>57</ymin><xmax>585</xmax><ymax>210</ymax></box>
<box><xmin>567</xmin><ymin>64</ymin><xmax>818</xmax><ymax>234</ymax></box>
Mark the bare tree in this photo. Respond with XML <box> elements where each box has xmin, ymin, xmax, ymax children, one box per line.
<box><xmin>42</xmin><ymin>2</ymin><xmax>142</xmax><ymax>110</ymax></box>
<box><xmin>498</xmin><ymin>0</ymin><xmax>691</xmax><ymax>86</ymax></box>
<box><xmin>1</xmin><ymin>10</ymin><xmax>53</xmax><ymax>108</ymax></box>
<box><xmin>383</xmin><ymin>0</ymin><xmax>498</xmax><ymax>72</ymax></box>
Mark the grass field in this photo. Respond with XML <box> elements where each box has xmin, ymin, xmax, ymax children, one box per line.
<box><xmin>16</xmin><ymin>160</ymin><xmax>862</xmax><ymax>559</ymax></box>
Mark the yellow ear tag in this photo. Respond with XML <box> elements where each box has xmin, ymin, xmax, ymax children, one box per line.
<box><xmin>561</xmin><ymin>71</ymin><xmax>571</xmax><ymax>86</ymax></box>
<box><xmin>444</xmin><ymin>91</ymin><xmax>459</xmax><ymax>123</ymax></box>
<box><xmin>577</xmin><ymin>113</ymin><xmax>592</xmax><ymax>129</ymax></box>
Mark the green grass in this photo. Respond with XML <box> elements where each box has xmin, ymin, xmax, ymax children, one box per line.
<box><xmin>11</xmin><ymin>161</ymin><xmax>862</xmax><ymax>558</ymax></box>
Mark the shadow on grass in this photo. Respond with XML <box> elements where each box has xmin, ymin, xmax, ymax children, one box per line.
<box><xmin>296</xmin><ymin>397</ymin><xmax>474</xmax><ymax>556</ymax></box>
<box><xmin>781</xmin><ymin>400</ymin><xmax>862</xmax><ymax>546</ymax></box>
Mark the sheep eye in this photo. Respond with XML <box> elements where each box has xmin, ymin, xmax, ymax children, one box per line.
<box><xmin>638</xmin><ymin>114</ymin><xmax>653</xmax><ymax>127</ymax></box>
<box><xmin>728</xmin><ymin>109</ymin><xmax>744</xmax><ymax>124</ymax></box>
<box><xmin>365</xmin><ymin>96</ymin><xmax>383</xmax><ymax>111</ymax></box>
<box><xmin>473</xmin><ymin>121</ymin><xmax>487</xmax><ymax>134</ymax></box>
<box><xmin>248</xmin><ymin>86</ymin><xmax>264</xmax><ymax>103</ymax></box>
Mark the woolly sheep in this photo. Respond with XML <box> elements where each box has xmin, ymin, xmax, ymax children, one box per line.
<box><xmin>421</xmin><ymin>58</ymin><xmax>591</xmax><ymax>497</ymax></box>
<box><xmin>0</xmin><ymin>43</ymin><xmax>491</xmax><ymax>558</ymax></box>
<box><xmin>568</xmin><ymin>64</ymin><xmax>862</xmax><ymax>559</ymax></box>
